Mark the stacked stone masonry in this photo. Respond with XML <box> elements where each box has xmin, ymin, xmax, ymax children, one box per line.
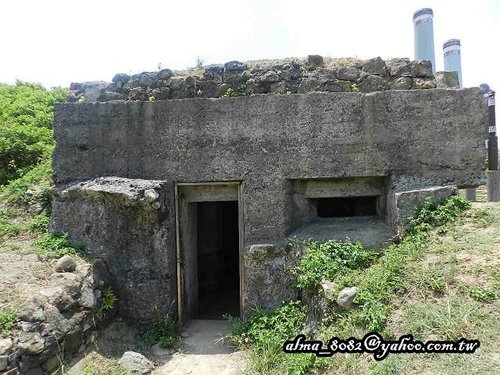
<box><xmin>68</xmin><ymin>56</ymin><xmax>460</xmax><ymax>103</ymax></box>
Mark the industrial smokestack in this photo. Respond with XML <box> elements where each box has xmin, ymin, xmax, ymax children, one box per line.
<box><xmin>413</xmin><ymin>8</ymin><xmax>436</xmax><ymax>72</ymax></box>
<box><xmin>443</xmin><ymin>39</ymin><xmax>463</xmax><ymax>87</ymax></box>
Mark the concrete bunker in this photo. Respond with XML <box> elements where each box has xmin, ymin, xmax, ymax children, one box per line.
<box><xmin>51</xmin><ymin>79</ymin><xmax>488</xmax><ymax>324</ymax></box>
<box><xmin>176</xmin><ymin>183</ymin><xmax>243</xmax><ymax>323</ymax></box>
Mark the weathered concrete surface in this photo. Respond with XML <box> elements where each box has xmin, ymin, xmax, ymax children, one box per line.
<box><xmin>51</xmin><ymin>177</ymin><xmax>175</xmax><ymax>322</ymax></box>
<box><xmin>54</xmin><ymin>89</ymin><xmax>487</xmax><ymax>239</ymax></box>
<box><xmin>392</xmin><ymin>185</ymin><xmax>458</xmax><ymax>230</ymax></box>
<box><xmin>289</xmin><ymin>216</ymin><xmax>394</xmax><ymax>249</ymax></box>
<box><xmin>52</xmin><ymin>89</ymin><xmax>488</xmax><ymax>318</ymax></box>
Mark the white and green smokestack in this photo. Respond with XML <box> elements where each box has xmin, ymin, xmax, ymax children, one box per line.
<box><xmin>413</xmin><ymin>8</ymin><xmax>436</xmax><ymax>72</ymax></box>
<box><xmin>443</xmin><ymin>39</ymin><xmax>463</xmax><ymax>87</ymax></box>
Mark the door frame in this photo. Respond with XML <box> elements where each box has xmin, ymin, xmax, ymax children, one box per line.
<box><xmin>175</xmin><ymin>181</ymin><xmax>244</xmax><ymax>325</ymax></box>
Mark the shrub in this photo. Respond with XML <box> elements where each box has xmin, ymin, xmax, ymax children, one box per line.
<box><xmin>0</xmin><ymin>82</ymin><xmax>66</xmax><ymax>185</ymax></box>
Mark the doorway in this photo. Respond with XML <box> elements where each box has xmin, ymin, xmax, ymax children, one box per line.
<box><xmin>176</xmin><ymin>183</ymin><xmax>243</xmax><ymax>324</ymax></box>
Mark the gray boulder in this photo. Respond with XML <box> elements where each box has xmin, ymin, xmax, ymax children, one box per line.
<box><xmin>362</xmin><ymin>57</ymin><xmax>389</xmax><ymax>76</ymax></box>
<box><xmin>112</xmin><ymin>73</ymin><xmax>130</xmax><ymax>84</ymax></box>
<box><xmin>158</xmin><ymin>69</ymin><xmax>173</xmax><ymax>80</ymax></box>
<box><xmin>337</xmin><ymin>67</ymin><xmax>360</xmax><ymax>81</ymax></box>
<box><xmin>56</xmin><ymin>255</ymin><xmax>77</xmax><ymax>273</ymax></box>
<box><xmin>307</xmin><ymin>55</ymin><xmax>324</xmax><ymax>69</ymax></box>
<box><xmin>224</xmin><ymin>61</ymin><xmax>247</xmax><ymax>72</ymax></box>
<box><xmin>410</xmin><ymin>60</ymin><xmax>433</xmax><ymax>78</ymax></box>
<box><xmin>386</xmin><ymin>58</ymin><xmax>411</xmax><ymax>76</ymax></box>
<box><xmin>390</xmin><ymin>76</ymin><xmax>413</xmax><ymax>90</ymax></box>
<box><xmin>435</xmin><ymin>71</ymin><xmax>459</xmax><ymax>89</ymax></box>
<box><xmin>358</xmin><ymin>75</ymin><xmax>389</xmax><ymax>92</ymax></box>
<box><xmin>336</xmin><ymin>287</ymin><xmax>359</xmax><ymax>310</ymax></box>
<box><xmin>118</xmin><ymin>351</ymin><xmax>154</xmax><ymax>374</ymax></box>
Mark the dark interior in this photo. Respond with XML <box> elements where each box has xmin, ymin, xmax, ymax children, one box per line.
<box><xmin>316</xmin><ymin>196</ymin><xmax>377</xmax><ymax>217</ymax></box>
<box><xmin>197</xmin><ymin>201</ymin><xmax>240</xmax><ymax>319</ymax></box>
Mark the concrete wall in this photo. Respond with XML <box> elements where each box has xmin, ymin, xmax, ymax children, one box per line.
<box><xmin>52</xmin><ymin>88</ymin><xmax>488</xmax><ymax>318</ymax></box>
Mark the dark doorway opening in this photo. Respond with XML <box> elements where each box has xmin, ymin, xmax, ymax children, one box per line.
<box><xmin>316</xmin><ymin>196</ymin><xmax>377</xmax><ymax>217</ymax></box>
<box><xmin>197</xmin><ymin>201</ymin><xmax>240</xmax><ymax>319</ymax></box>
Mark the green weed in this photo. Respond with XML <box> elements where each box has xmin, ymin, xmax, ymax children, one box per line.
<box><xmin>0</xmin><ymin>308</ymin><xmax>17</xmax><ymax>337</ymax></box>
<box><xmin>136</xmin><ymin>310</ymin><xmax>178</xmax><ymax>350</ymax></box>
<box><xmin>95</xmin><ymin>287</ymin><xmax>118</xmax><ymax>320</ymax></box>
<box><xmin>292</xmin><ymin>240</ymin><xmax>377</xmax><ymax>293</ymax></box>
<box><xmin>468</xmin><ymin>286</ymin><xmax>497</xmax><ymax>303</ymax></box>
<box><xmin>28</xmin><ymin>213</ymin><xmax>49</xmax><ymax>233</ymax></box>
<box><xmin>34</xmin><ymin>232</ymin><xmax>82</xmax><ymax>259</ymax></box>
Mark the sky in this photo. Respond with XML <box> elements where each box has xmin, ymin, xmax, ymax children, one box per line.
<box><xmin>0</xmin><ymin>0</ymin><xmax>499</xmax><ymax>91</ymax></box>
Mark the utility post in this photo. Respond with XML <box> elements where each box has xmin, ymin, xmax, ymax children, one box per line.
<box><xmin>485</xmin><ymin>89</ymin><xmax>499</xmax><ymax>201</ymax></box>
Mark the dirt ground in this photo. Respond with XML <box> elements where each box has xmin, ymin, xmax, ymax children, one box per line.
<box><xmin>0</xmin><ymin>247</ymin><xmax>53</xmax><ymax>309</ymax></box>
<box><xmin>67</xmin><ymin>319</ymin><xmax>247</xmax><ymax>375</ymax></box>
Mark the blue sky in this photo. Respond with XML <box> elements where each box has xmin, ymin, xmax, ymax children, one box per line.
<box><xmin>1</xmin><ymin>0</ymin><xmax>499</xmax><ymax>91</ymax></box>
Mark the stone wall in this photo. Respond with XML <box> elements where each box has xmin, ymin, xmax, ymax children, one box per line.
<box><xmin>0</xmin><ymin>258</ymin><xmax>108</xmax><ymax>375</ymax></box>
<box><xmin>68</xmin><ymin>56</ymin><xmax>460</xmax><ymax>103</ymax></box>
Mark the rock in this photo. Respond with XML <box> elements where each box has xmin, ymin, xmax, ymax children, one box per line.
<box><xmin>203</xmin><ymin>65</ymin><xmax>224</xmax><ymax>82</ymax></box>
<box><xmin>118</xmin><ymin>351</ymin><xmax>154</xmax><ymax>374</ymax></box>
<box><xmin>390</xmin><ymin>76</ymin><xmax>413</xmax><ymax>90</ymax></box>
<box><xmin>362</xmin><ymin>57</ymin><xmax>389</xmax><ymax>76</ymax></box>
<box><xmin>158</xmin><ymin>69</ymin><xmax>173</xmax><ymax>80</ymax></box>
<box><xmin>270</xmin><ymin>81</ymin><xmax>287</xmax><ymax>94</ymax></box>
<box><xmin>18</xmin><ymin>332</ymin><xmax>45</xmax><ymax>356</ymax></box>
<box><xmin>410</xmin><ymin>60</ymin><xmax>433</xmax><ymax>78</ymax></box>
<box><xmin>112</xmin><ymin>73</ymin><xmax>130</xmax><ymax>84</ymax></box>
<box><xmin>320</xmin><ymin>280</ymin><xmax>337</xmax><ymax>299</ymax></box>
<box><xmin>224</xmin><ymin>61</ymin><xmax>247</xmax><ymax>72</ymax></box>
<box><xmin>336</xmin><ymin>67</ymin><xmax>360</xmax><ymax>81</ymax></box>
<box><xmin>307</xmin><ymin>55</ymin><xmax>323</xmax><ymax>68</ymax></box>
<box><xmin>18</xmin><ymin>296</ymin><xmax>45</xmax><ymax>322</ymax></box>
<box><xmin>151</xmin><ymin>202</ymin><xmax>161</xmax><ymax>210</ymax></box>
<box><xmin>49</xmin><ymin>272</ymin><xmax>82</xmax><ymax>298</ymax></box>
<box><xmin>39</xmin><ymin>287</ymin><xmax>75</xmax><ymax>312</ymax></box>
<box><xmin>0</xmin><ymin>355</ymin><xmax>7</xmax><ymax>371</ymax></box>
<box><xmin>386</xmin><ymin>58</ymin><xmax>411</xmax><ymax>76</ymax></box>
<box><xmin>412</xmin><ymin>78</ymin><xmax>437</xmax><ymax>89</ymax></box>
<box><xmin>99</xmin><ymin>92</ymin><xmax>124</xmax><ymax>101</ymax></box>
<box><xmin>255</xmin><ymin>71</ymin><xmax>280</xmax><ymax>84</ymax></box>
<box><xmin>358</xmin><ymin>75</ymin><xmax>389</xmax><ymax>92</ymax></box>
<box><xmin>144</xmin><ymin>189</ymin><xmax>159</xmax><ymax>203</ymax></box>
<box><xmin>27</xmin><ymin>203</ymin><xmax>44</xmax><ymax>215</ymax></box>
<box><xmin>0</xmin><ymin>338</ymin><xmax>12</xmax><ymax>355</ymax></box>
<box><xmin>138</xmin><ymin>72</ymin><xmax>159</xmax><ymax>87</ymax></box>
<box><xmin>435</xmin><ymin>71</ymin><xmax>459</xmax><ymax>89</ymax></box>
<box><xmin>79</xmin><ymin>283</ymin><xmax>97</xmax><ymax>309</ymax></box>
<box><xmin>80</xmin><ymin>81</ymin><xmax>108</xmax><ymax>102</ymax></box>
<box><xmin>336</xmin><ymin>287</ymin><xmax>358</xmax><ymax>310</ymax></box>
<box><xmin>169</xmin><ymin>77</ymin><xmax>185</xmax><ymax>91</ymax></box>
<box><xmin>69</xmin><ymin>82</ymin><xmax>82</xmax><ymax>91</ymax></box>
<box><xmin>56</xmin><ymin>255</ymin><xmax>77</xmax><ymax>273</ymax></box>
<box><xmin>128</xmin><ymin>87</ymin><xmax>147</xmax><ymax>101</ymax></box>
<box><xmin>278</xmin><ymin>63</ymin><xmax>303</xmax><ymax>80</ymax></box>
<box><xmin>322</xmin><ymin>79</ymin><xmax>352</xmax><ymax>92</ymax></box>
<box><xmin>297</xmin><ymin>78</ymin><xmax>321</xmax><ymax>93</ymax></box>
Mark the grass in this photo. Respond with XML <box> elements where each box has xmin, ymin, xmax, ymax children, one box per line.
<box><xmin>136</xmin><ymin>310</ymin><xmax>178</xmax><ymax>350</ymax></box>
<box><xmin>229</xmin><ymin>196</ymin><xmax>500</xmax><ymax>374</ymax></box>
<box><xmin>79</xmin><ymin>352</ymin><xmax>127</xmax><ymax>375</ymax></box>
<box><xmin>0</xmin><ymin>308</ymin><xmax>17</xmax><ymax>337</ymax></box>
